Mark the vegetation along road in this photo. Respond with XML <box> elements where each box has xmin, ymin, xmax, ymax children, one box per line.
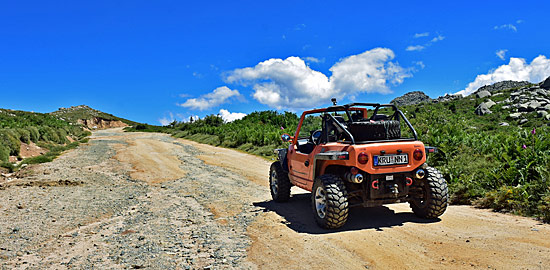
<box><xmin>1</xmin><ymin>128</ymin><xmax>549</xmax><ymax>269</ymax></box>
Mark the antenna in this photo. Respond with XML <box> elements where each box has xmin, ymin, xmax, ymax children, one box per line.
<box><xmin>331</xmin><ymin>98</ymin><xmax>337</xmax><ymax>106</ymax></box>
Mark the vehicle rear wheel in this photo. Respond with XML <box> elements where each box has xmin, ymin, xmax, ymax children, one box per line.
<box><xmin>311</xmin><ymin>174</ymin><xmax>348</xmax><ymax>229</ymax></box>
<box><xmin>409</xmin><ymin>167</ymin><xmax>448</xmax><ymax>218</ymax></box>
<box><xmin>269</xmin><ymin>161</ymin><xmax>291</xmax><ymax>202</ymax></box>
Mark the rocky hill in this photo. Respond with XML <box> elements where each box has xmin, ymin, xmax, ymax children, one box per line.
<box><xmin>50</xmin><ymin>105</ymin><xmax>136</xmax><ymax>129</ymax></box>
<box><xmin>392</xmin><ymin>77</ymin><xmax>550</xmax><ymax>126</ymax></box>
<box><xmin>474</xmin><ymin>80</ymin><xmax>531</xmax><ymax>94</ymax></box>
<box><xmin>470</xmin><ymin>77</ymin><xmax>550</xmax><ymax>124</ymax></box>
<box><xmin>390</xmin><ymin>91</ymin><xmax>432</xmax><ymax>107</ymax></box>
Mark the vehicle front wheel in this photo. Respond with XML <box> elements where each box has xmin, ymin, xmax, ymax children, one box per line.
<box><xmin>311</xmin><ymin>174</ymin><xmax>349</xmax><ymax>229</ymax></box>
<box><xmin>269</xmin><ymin>161</ymin><xmax>291</xmax><ymax>202</ymax></box>
<box><xmin>409</xmin><ymin>167</ymin><xmax>448</xmax><ymax>218</ymax></box>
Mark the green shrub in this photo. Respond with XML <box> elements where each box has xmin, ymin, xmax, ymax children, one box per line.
<box><xmin>56</xmin><ymin>129</ymin><xmax>69</xmax><ymax>144</ymax></box>
<box><xmin>0</xmin><ymin>145</ymin><xmax>9</xmax><ymax>163</ymax></box>
<box><xmin>39</xmin><ymin>127</ymin><xmax>60</xmax><ymax>143</ymax></box>
<box><xmin>538</xmin><ymin>194</ymin><xmax>550</xmax><ymax>222</ymax></box>
<box><xmin>20</xmin><ymin>155</ymin><xmax>53</xmax><ymax>165</ymax></box>
<box><xmin>80</xmin><ymin>130</ymin><xmax>92</xmax><ymax>139</ymax></box>
<box><xmin>0</xmin><ymin>161</ymin><xmax>15</xmax><ymax>172</ymax></box>
<box><xmin>0</xmin><ymin>129</ymin><xmax>21</xmax><ymax>156</ymax></box>
<box><xmin>26</xmin><ymin>126</ymin><xmax>40</xmax><ymax>142</ymax></box>
<box><xmin>16</xmin><ymin>128</ymin><xmax>31</xmax><ymax>144</ymax></box>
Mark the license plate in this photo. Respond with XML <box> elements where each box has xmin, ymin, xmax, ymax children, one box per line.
<box><xmin>373</xmin><ymin>154</ymin><xmax>408</xmax><ymax>166</ymax></box>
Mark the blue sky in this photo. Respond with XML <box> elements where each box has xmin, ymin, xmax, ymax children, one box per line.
<box><xmin>1</xmin><ymin>1</ymin><xmax>549</xmax><ymax>124</ymax></box>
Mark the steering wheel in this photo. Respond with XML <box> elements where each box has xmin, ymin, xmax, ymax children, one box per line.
<box><xmin>310</xmin><ymin>129</ymin><xmax>322</xmax><ymax>145</ymax></box>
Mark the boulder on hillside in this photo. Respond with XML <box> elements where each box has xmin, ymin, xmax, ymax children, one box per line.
<box><xmin>433</xmin><ymin>94</ymin><xmax>461</xmax><ymax>103</ymax></box>
<box><xmin>476</xmin><ymin>90</ymin><xmax>491</xmax><ymax>99</ymax></box>
<box><xmin>519</xmin><ymin>119</ymin><xmax>528</xmax><ymax>125</ymax></box>
<box><xmin>475</xmin><ymin>103</ymin><xmax>492</xmax><ymax>115</ymax></box>
<box><xmin>390</xmin><ymin>91</ymin><xmax>432</xmax><ymax>107</ymax></box>
<box><xmin>518</xmin><ymin>102</ymin><xmax>534</xmax><ymax>112</ymax></box>
<box><xmin>484</xmin><ymin>99</ymin><xmax>496</xmax><ymax>108</ymax></box>
<box><xmin>542</xmin><ymin>76</ymin><xmax>550</xmax><ymax>90</ymax></box>
<box><xmin>528</xmin><ymin>100</ymin><xmax>542</xmax><ymax>111</ymax></box>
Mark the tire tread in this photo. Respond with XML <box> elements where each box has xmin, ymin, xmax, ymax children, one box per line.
<box><xmin>270</xmin><ymin>161</ymin><xmax>291</xmax><ymax>202</ymax></box>
<box><xmin>312</xmin><ymin>174</ymin><xmax>349</xmax><ymax>229</ymax></box>
<box><xmin>410</xmin><ymin>167</ymin><xmax>448</xmax><ymax>218</ymax></box>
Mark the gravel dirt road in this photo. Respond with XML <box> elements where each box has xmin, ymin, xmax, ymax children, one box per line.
<box><xmin>1</xmin><ymin>128</ymin><xmax>549</xmax><ymax>269</ymax></box>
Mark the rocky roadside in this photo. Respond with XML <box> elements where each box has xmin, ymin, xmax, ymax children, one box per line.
<box><xmin>388</xmin><ymin>76</ymin><xmax>550</xmax><ymax>126</ymax></box>
<box><xmin>0</xmin><ymin>130</ymin><xmax>265</xmax><ymax>270</ymax></box>
<box><xmin>474</xmin><ymin>78</ymin><xmax>550</xmax><ymax>123</ymax></box>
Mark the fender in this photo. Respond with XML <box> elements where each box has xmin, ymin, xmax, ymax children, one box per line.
<box><xmin>274</xmin><ymin>148</ymin><xmax>289</xmax><ymax>172</ymax></box>
<box><xmin>312</xmin><ymin>151</ymin><xmax>349</xmax><ymax>180</ymax></box>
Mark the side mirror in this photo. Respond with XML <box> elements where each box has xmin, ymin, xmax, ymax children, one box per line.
<box><xmin>281</xmin><ymin>133</ymin><xmax>292</xmax><ymax>142</ymax></box>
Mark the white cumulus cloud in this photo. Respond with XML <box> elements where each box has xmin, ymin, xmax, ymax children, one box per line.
<box><xmin>330</xmin><ymin>48</ymin><xmax>411</xmax><ymax>95</ymax></box>
<box><xmin>180</xmin><ymin>86</ymin><xmax>242</xmax><ymax>110</ymax></box>
<box><xmin>219</xmin><ymin>109</ymin><xmax>246</xmax><ymax>122</ymax></box>
<box><xmin>406</xmin><ymin>45</ymin><xmax>425</xmax><ymax>52</ymax></box>
<box><xmin>225</xmin><ymin>56</ymin><xmax>332</xmax><ymax>109</ymax></box>
<box><xmin>496</xmin><ymin>49</ymin><xmax>508</xmax><ymax>60</ymax></box>
<box><xmin>455</xmin><ymin>55</ymin><xmax>550</xmax><ymax>96</ymax></box>
<box><xmin>225</xmin><ymin>48</ymin><xmax>412</xmax><ymax>109</ymax></box>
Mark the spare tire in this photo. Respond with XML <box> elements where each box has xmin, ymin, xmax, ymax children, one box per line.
<box><xmin>348</xmin><ymin>120</ymin><xmax>401</xmax><ymax>141</ymax></box>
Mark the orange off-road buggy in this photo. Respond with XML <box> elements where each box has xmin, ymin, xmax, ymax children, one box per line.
<box><xmin>270</xmin><ymin>100</ymin><xmax>448</xmax><ymax>229</ymax></box>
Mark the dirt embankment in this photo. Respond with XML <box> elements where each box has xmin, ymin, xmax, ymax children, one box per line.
<box><xmin>1</xmin><ymin>128</ymin><xmax>549</xmax><ymax>270</ymax></box>
<box><xmin>77</xmin><ymin>118</ymin><xmax>128</xmax><ymax>129</ymax></box>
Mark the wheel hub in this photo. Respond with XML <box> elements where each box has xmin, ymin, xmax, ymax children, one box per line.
<box><xmin>314</xmin><ymin>186</ymin><xmax>327</xmax><ymax>218</ymax></box>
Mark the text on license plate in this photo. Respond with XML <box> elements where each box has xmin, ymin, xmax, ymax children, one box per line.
<box><xmin>373</xmin><ymin>154</ymin><xmax>408</xmax><ymax>166</ymax></box>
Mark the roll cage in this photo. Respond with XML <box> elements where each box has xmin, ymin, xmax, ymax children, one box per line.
<box><xmin>293</xmin><ymin>103</ymin><xmax>418</xmax><ymax>145</ymax></box>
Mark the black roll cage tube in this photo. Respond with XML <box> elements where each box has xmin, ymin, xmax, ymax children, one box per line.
<box><xmin>320</xmin><ymin>103</ymin><xmax>419</xmax><ymax>144</ymax></box>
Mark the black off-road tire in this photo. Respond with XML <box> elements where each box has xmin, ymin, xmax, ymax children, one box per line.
<box><xmin>311</xmin><ymin>174</ymin><xmax>349</xmax><ymax>229</ymax></box>
<box><xmin>269</xmin><ymin>161</ymin><xmax>291</xmax><ymax>202</ymax></box>
<box><xmin>409</xmin><ymin>167</ymin><xmax>448</xmax><ymax>218</ymax></box>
